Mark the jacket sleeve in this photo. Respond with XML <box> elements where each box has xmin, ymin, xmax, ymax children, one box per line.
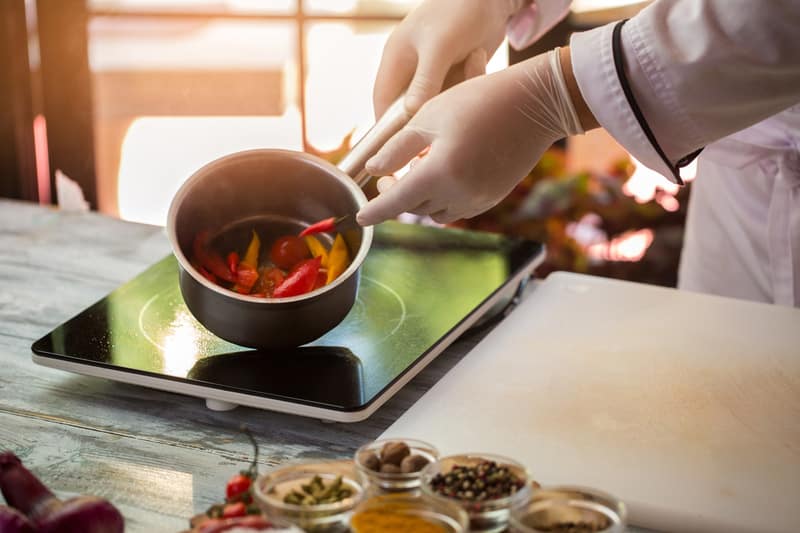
<box><xmin>570</xmin><ymin>0</ymin><xmax>800</xmax><ymax>181</ymax></box>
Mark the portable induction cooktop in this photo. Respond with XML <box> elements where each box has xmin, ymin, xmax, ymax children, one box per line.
<box><xmin>32</xmin><ymin>222</ymin><xmax>544</xmax><ymax>422</ymax></box>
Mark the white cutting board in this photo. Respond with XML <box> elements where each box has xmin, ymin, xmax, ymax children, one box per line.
<box><xmin>381</xmin><ymin>272</ymin><xmax>800</xmax><ymax>533</ymax></box>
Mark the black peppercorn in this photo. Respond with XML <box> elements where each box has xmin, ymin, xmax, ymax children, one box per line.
<box><xmin>429</xmin><ymin>460</ymin><xmax>524</xmax><ymax>502</ymax></box>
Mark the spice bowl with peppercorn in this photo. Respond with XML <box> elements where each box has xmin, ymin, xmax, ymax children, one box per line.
<box><xmin>420</xmin><ymin>453</ymin><xmax>531</xmax><ymax>533</ymax></box>
<box><xmin>508</xmin><ymin>486</ymin><xmax>627</xmax><ymax>533</ymax></box>
<box><xmin>252</xmin><ymin>461</ymin><xmax>364</xmax><ymax>532</ymax></box>
<box><xmin>354</xmin><ymin>438</ymin><xmax>439</xmax><ymax>493</ymax></box>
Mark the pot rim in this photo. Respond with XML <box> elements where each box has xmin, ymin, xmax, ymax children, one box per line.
<box><xmin>166</xmin><ymin>148</ymin><xmax>374</xmax><ymax>304</ymax></box>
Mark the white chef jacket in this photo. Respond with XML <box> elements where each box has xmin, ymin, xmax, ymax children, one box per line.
<box><xmin>550</xmin><ymin>0</ymin><xmax>800</xmax><ymax>307</ymax></box>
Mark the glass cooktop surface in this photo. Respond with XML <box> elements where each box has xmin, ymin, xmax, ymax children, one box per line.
<box><xmin>32</xmin><ymin>222</ymin><xmax>543</xmax><ymax>413</ymax></box>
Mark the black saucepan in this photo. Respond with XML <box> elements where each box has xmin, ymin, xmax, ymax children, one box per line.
<box><xmin>167</xmin><ymin>99</ymin><xmax>410</xmax><ymax>349</ymax></box>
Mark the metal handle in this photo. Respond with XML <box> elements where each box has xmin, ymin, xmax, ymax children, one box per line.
<box><xmin>337</xmin><ymin>96</ymin><xmax>412</xmax><ymax>187</ymax></box>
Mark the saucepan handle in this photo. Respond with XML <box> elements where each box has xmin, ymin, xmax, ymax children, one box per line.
<box><xmin>337</xmin><ymin>96</ymin><xmax>412</xmax><ymax>187</ymax></box>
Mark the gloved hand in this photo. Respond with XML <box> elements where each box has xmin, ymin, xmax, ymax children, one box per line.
<box><xmin>373</xmin><ymin>0</ymin><xmax>531</xmax><ymax>118</ymax></box>
<box><xmin>357</xmin><ymin>48</ymin><xmax>584</xmax><ymax>226</ymax></box>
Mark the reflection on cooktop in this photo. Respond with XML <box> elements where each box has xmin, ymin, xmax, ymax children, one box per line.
<box><xmin>187</xmin><ymin>347</ymin><xmax>364</xmax><ymax>409</ymax></box>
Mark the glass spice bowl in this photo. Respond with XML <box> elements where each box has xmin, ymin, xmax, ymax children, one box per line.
<box><xmin>252</xmin><ymin>461</ymin><xmax>365</xmax><ymax>533</ymax></box>
<box><xmin>350</xmin><ymin>493</ymin><xmax>469</xmax><ymax>533</ymax></box>
<box><xmin>420</xmin><ymin>453</ymin><xmax>531</xmax><ymax>533</ymax></box>
<box><xmin>508</xmin><ymin>486</ymin><xmax>627</xmax><ymax>533</ymax></box>
<box><xmin>354</xmin><ymin>438</ymin><xmax>440</xmax><ymax>494</ymax></box>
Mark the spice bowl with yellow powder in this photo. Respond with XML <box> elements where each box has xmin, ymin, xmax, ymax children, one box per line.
<box><xmin>350</xmin><ymin>493</ymin><xmax>468</xmax><ymax>533</ymax></box>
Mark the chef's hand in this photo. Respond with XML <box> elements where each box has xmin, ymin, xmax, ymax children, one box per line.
<box><xmin>357</xmin><ymin>48</ymin><xmax>589</xmax><ymax>226</ymax></box>
<box><xmin>373</xmin><ymin>0</ymin><xmax>530</xmax><ymax>119</ymax></box>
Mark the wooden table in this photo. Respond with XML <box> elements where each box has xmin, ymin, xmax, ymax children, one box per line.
<box><xmin>0</xmin><ymin>199</ymin><xmax>650</xmax><ymax>532</ymax></box>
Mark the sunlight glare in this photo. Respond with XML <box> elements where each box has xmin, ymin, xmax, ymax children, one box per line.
<box><xmin>117</xmin><ymin>109</ymin><xmax>302</xmax><ymax>226</ymax></box>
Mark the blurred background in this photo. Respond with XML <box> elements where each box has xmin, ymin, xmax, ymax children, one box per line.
<box><xmin>0</xmin><ymin>0</ymin><xmax>693</xmax><ymax>286</ymax></box>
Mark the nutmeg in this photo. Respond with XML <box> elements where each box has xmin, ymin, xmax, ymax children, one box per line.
<box><xmin>380</xmin><ymin>441</ymin><xmax>410</xmax><ymax>466</ymax></box>
<box><xmin>400</xmin><ymin>454</ymin><xmax>429</xmax><ymax>473</ymax></box>
<box><xmin>361</xmin><ymin>451</ymin><xmax>381</xmax><ymax>472</ymax></box>
<box><xmin>379</xmin><ymin>463</ymin><xmax>402</xmax><ymax>474</ymax></box>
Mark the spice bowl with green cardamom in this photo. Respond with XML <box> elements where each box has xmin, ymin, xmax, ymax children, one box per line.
<box><xmin>354</xmin><ymin>438</ymin><xmax>439</xmax><ymax>494</ymax></box>
<box><xmin>252</xmin><ymin>460</ymin><xmax>364</xmax><ymax>532</ymax></box>
<box><xmin>420</xmin><ymin>453</ymin><xmax>531</xmax><ymax>533</ymax></box>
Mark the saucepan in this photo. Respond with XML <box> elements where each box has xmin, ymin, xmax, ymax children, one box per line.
<box><xmin>166</xmin><ymin>98</ymin><xmax>410</xmax><ymax>349</ymax></box>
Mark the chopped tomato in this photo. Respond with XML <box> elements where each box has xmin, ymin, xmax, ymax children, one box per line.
<box><xmin>232</xmin><ymin>264</ymin><xmax>259</xmax><ymax>294</ymax></box>
<box><xmin>252</xmin><ymin>266</ymin><xmax>286</xmax><ymax>297</ymax></box>
<box><xmin>270</xmin><ymin>235</ymin><xmax>310</xmax><ymax>270</ymax></box>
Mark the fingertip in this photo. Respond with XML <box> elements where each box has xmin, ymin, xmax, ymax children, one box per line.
<box><xmin>355</xmin><ymin>210</ymin><xmax>373</xmax><ymax>227</ymax></box>
<box><xmin>376</xmin><ymin>175</ymin><xmax>397</xmax><ymax>194</ymax></box>
<box><xmin>356</xmin><ymin>201</ymin><xmax>397</xmax><ymax>227</ymax></box>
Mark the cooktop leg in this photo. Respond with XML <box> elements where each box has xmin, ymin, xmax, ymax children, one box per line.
<box><xmin>206</xmin><ymin>398</ymin><xmax>238</xmax><ymax>411</ymax></box>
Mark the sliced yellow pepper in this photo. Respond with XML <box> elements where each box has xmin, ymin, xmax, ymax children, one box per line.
<box><xmin>326</xmin><ymin>233</ymin><xmax>350</xmax><ymax>284</ymax></box>
<box><xmin>241</xmin><ymin>230</ymin><xmax>261</xmax><ymax>269</ymax></box>
<box><xmin>304</xmin><ymin>235</ymin><xmax>329</xmax><ymax>268</ymax></box>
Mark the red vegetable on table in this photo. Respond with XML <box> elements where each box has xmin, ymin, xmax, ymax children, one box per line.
<box><xmin>225</xmin><ymin>474</ymin><xmax>251</xmax><ymax>502</ymax></box>
<box><xmin>0</xmin><ymin>451</ymin><xmax>124</xmax><ymax>533</ymax></box>
<box><xmin>221</xmin><ymin>502</ymin><xmax>247</xmax><ymax>519</ymax></box>
<box><xmin>192</xmin><ymin>515</ymin><xmax>277</xmax><ymax>533</ymax></box>
<box><xmin>0</xmin><ymin>505</ymin><xmax>36</xmax><ymax>533</ymax></box>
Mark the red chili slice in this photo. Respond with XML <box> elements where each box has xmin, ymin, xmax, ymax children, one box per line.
<box><xmin>298</xmin><ymin>217</ymin><xmax>336</xmax><ymax>237</ymax></box>
<box><xmin>226</xmin><ymin>252</ymin><xmax>239</xmax><ymax>277</ymax></box>
<box><xmin>273</xmin><ymin>257</ymin><xmax>321</xmax><ymax>298</ymax></box>
<box><xmin>193</xmin><ymin>231</ymin><xmax>237</xmax><ymax>283</ymax></box>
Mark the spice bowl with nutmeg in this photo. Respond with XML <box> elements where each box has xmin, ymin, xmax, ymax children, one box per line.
<box><xmin>252</xmin><ymin>460</ymin><xmax>364</xmax><ymax>532</ymax></box>
<box><xmin>354</xmin><ymin>438</ymin><xmax>439</xmax><ymax>493</ymax></box>
<box><xmin>420</xmin><ymin>453</ymin><xmax>531</xmax><ymax>533</ymax></box>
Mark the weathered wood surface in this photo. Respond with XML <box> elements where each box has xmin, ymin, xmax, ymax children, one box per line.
<box><xmin>0</xmin><ymin>199</ymin><xmax>651</xmax><ymax>532</ymax></box>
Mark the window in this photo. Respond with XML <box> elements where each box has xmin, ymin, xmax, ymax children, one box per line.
<box><xmin>84</xmin><ymin>0</ymin><xmax>425</xmax><ymax>224</ymax></box>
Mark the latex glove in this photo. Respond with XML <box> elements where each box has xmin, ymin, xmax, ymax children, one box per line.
<box><xmin>357</xmin><ymin>48</ymin><xmax>584</xmax><ymax>226</ymax></box>
<box><xmin>373</xmin><ymin>0</ymin><xmax>530</xmax><ymax>118</ymax></box>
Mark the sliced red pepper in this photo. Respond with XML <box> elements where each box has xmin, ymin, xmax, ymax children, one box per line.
<box><xmin>193</xmin><ymin>231</ymin><xmax>237</xmax><ymax>283</ymax></box>
<box><xmin>273</xmin><ymin>257</ymin><xmax>321</xmax><ymax>298</ymax></box>
<box><xmin>192</xmin><ymin>261</ymin><xmax>218</xmax><ymax>283</ymax></box>
<box><xmin>232</xmin><ymin>264</ymin><xmax>259</xmax><ymax>294</ymax></box>
<box><xmin>299</xmin><ymin>217</ymin><xmax>336</xmax><ymax>237</ymax></box>
<box><xmin>198</xmin><ymin>265</ymin><xmax>217</xmax><ymax>283</ymax></box>
<box><xmin>226</xmin><ymin>252</ymin><xmax>239</xmax><ymax>277</ymax></box>
<box><xmin>313</xmin><ymin>269</ymin><xmax>327</xmax><ymax>290</ymax></box>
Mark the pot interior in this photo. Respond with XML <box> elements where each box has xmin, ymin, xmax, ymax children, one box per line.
<box><xmin>171</xmin><ymin>149</ymin><xmax>367</xmax><ymax>277</ymax></box>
